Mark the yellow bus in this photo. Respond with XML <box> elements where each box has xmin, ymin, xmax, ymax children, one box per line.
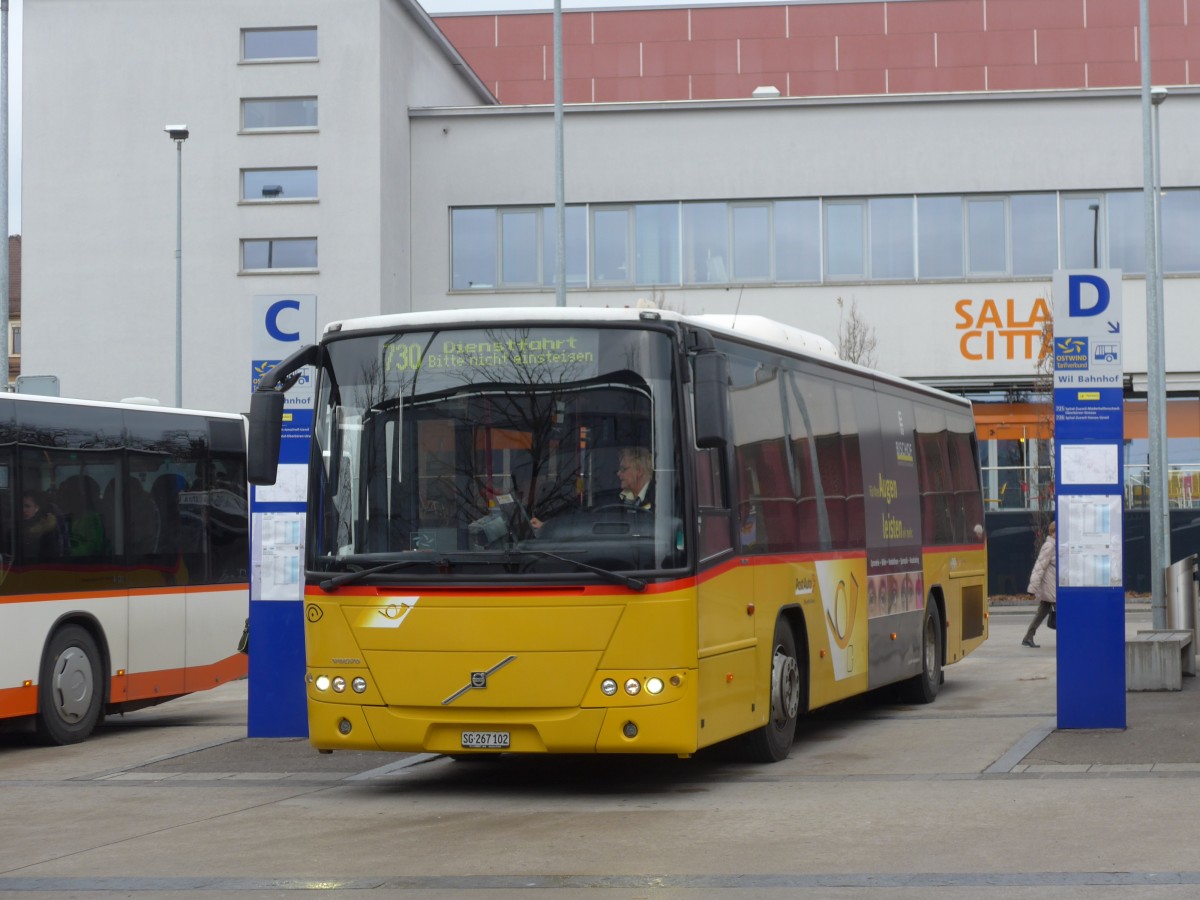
<box><xmin>249</xmin><ymin>308</ymin><xmax>987</xmax><ymax>762</ymax></box>
<box><xmin>0</xmin><ymin>395</ymin><xmax>249</xmax><ymax>744</ymax></box>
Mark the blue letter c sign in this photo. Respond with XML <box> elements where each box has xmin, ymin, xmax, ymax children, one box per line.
<box><xmin>266</xmin><ymin>299</ymin><xmax>302</xmax><ymax>342</ymax></box>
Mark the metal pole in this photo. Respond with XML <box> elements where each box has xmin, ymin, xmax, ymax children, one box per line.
<box><xmin>175</xmin><ymin>137</ymin><xmax>183</xmax><ymax>407</ymax></box>
<box><xmin>0</xmin><ymin>0</ymin><xmax>9</xmax><ymax>393</ymax></box>
<box><xmin>1088</xmin><ymin>203</ymin><xmax>1099</xmax><ymax>268</ymax></box>
<box><xmin>553</xmin><ymin>0</ymin><xmax>565</xmax><ymax>307</ymax></box>
<box><xmin>1140</xmin><ymin>0</ymin><xmax>1169</xmax><ymax>628</ymax></box>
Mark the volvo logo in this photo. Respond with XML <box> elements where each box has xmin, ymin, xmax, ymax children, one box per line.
<box><xmin>442</xmin><ymin>655</ymin><xmax>517</xmax><ymax>705</ymax></box>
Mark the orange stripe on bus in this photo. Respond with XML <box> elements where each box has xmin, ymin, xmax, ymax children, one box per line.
<box><xmin>1</xmin><ymin>654</ymin><xmax>248</xmax><ymax>722</ymax></box>
<box><xmin>0</xmin><ymin>683</ymin><xmax>38</xmax><ymax>719</ymax></box>
<box><xmin>112</xmin><ymin>653</ymin><xmax>248</xmax><ymax>704</ymax></box>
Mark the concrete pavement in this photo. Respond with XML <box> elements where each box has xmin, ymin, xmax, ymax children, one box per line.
<box><xmin>2</xmin><ymin>606</ymin><xmax>1199</xmax><ymax>897</ymax></box>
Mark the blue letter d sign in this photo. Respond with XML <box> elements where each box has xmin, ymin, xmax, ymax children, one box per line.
<box><xmin>1068</xmin><ymin>274</ymin><xmax>1110</xmax><ymax>317</ymax></box>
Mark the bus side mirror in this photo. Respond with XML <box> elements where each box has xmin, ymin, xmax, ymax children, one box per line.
<box><xmin>693</xmin><ymin>351</ymin><xmax>729</xmax><ymax>449</ymax></box>
<box><xmin>247</xmin><ymin>391</ymin><xmax>286</xmax><ymax>485</ymax></box>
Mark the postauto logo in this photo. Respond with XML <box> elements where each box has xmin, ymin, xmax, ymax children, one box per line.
<box><xmin>1055</xmin><ymin>337</ymin><xmax>1089</xmax><ymax>370</ymax></box>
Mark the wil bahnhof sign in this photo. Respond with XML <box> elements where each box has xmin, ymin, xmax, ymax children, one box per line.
<box><xmin>1052</xmin><ymin>270</ymin><xmax>1125</xmax><ymax>729</ymax></box>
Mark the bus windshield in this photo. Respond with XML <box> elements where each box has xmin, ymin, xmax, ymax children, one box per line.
<box><xmin>310</xmin><ymin>325</ymin><xmax>683</xmax><ymax>580</ymax></box>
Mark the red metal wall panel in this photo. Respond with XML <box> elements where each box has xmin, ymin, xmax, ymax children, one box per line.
<box><xmin>888</xmin><ymin>65</ymin><xmax>986</xmax><ymax>93</ymax></box>
<box><xmin>692</xmin><ymin>5</ymin><xmax>787</xmax><ymax>41</ymax></box>
<box><xmin>987</xmin><ymin>61</ymin><xmax>1087</xmax><ymax>91</ymax></box>
<box><xmin>938</xmin><ymin>29</ymin><xmax>1036</xmax><ymax>67</ymax></box>
<box><xmin>985</xmin><ymin>0</ymin><xmax>1084</xmax><ymax>31</ymax></box>
<box><xmin>788</xmin><ymin>2</ymin><xmax>885</xmax><ymax>37</ymax></box>
<box><xmin>888</xmin><ymin>0</ymin><xmax>984</xmax><ymax>34</ymax></box>
<box><xmin>739</xmin><ymin>35</ymin><xmax>837</xmax><ymax>73</ymax></box>
<box><xmin>566</xmin><ymin>42</ymin><xmax>643</xmax><ymax>80</ymax></box>
<box><xmin>434</xmin><ymin>0</ymin><xmax>1200</xmax><ymax>106</ymax></box>
<box><xmin>593</xmin><ymin>9</ymin><xmax>690</xmax><ymax>44</ymax></box>
<box><xmin>839</xmin><ymin>32</ymin><xmax>936</xmax><ymax>70</ymax></box>
<box><xmin>593</xmin><ymin>74</ymin><xmax>692</xmax><ymax>102</ymax></box>
<box><xmin>435</xmin><ymin>16</ymin><xmax>496</xmax><ymax>50</ymax></box>
<box><xmin>642</xmin><ymin>38</ymin><xmax>740</xmax><ymax>77</ymax></box>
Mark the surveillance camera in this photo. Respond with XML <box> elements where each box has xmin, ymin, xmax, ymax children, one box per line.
<box><xmin>164</xmin><ymin>124</ymin><xmax>190</xmax><ymax>141</ymax></box>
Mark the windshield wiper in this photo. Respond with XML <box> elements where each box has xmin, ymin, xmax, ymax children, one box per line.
<box><xmin>512</xmin><ymin>548</ymin><xmax>647</xmax><ymax>592</ymax></box>
<box><xmin>318</xmin><ymin>556</ymin><xmax>448</xmax><ymax>592</ymax></box>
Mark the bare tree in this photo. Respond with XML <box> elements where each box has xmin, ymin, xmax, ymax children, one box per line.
<box><xmin>836</xmin><ymin>297</ymin><xmax>878</xmax><ymax>367</ymax></box>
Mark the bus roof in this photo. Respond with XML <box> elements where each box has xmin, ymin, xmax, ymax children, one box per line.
<box><xmin>325</xmin><ymin>307</ymin><xmax>970</xmax><ymax>409</ymax></box>
<box><xmin>3</xmin><ymin>392</ymin><xmax>245</xmax><ymax>420</ymax></box>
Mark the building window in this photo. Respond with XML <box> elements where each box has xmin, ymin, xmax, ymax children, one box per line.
<box><xmin>683</xmin><ymin>202</ymin><xmax>729</xmax><ymax>284</ymax></box>
<box><xmin>593</xmin><ymin>208</ymin><xmax>632</xmax><ymax>284</ymax></box>
<box><xmin>634</xmin><ymin>203</ymin><xmax>680</xmax><ymax>286</ymax></box>
<box><xmin>500</xmin><ymin>209</ymin><xmax>539</xmax><ymax>286</ymax></box>
<box><xmin>542</xmin><ymin>206</ymin><xmax>589</xmax><ymax>287</ymax></box>
<box><xmin>774</xmin><ymin>200</ymin><xmax>821</xmax><ymax>282</ymax></box>
<box><xmin>1105</xmin><ymin>190</ymin><xmax>1145</xmax><ymax>274</ymax></box>
<box><xmin>966</xmin><ymin>198</ymin><xmax>1006</xmax><ymax>275</ymax></box>
<box><xmin>917</xmin><ymin>196</ymin><xmax>963</xmax><ymax>279</ymax></box>
<box><xmin>9</xmin><ymin>324</ymin><xmax>18</xmax><ymax>356</ymax></box>
<box><xmin>241</xmin><ymin>168</ymin><xmax>317</xmax><ymax>201</ymax></box>
<box><xmin>825</xmin><ymin>201</ymin><xmax>866</xmax><ymax>279</ymax></box>
<box><xmin>1162</xmin><ymin>189</ymin><xmax>1200</xmax><ymax>273</ymax></box>
<box><xmin>451</xmin><ymin>208</ymin><xmax>497</xmax><ymax>290</ymax></box>
<box><xmin>1011</xmin><ymin>193</ymin><xmax>1057</xmax><ymax>276</ymax></box>
<box><xmin>449</xmin><ymin>186</ymin><xmax>1200</xmax><ymax>291</ymax></box>
<box><xmin>1061</xmin><ymin>194</ymin><xmax>1105</xmax><ymax>269</ymax></box>
<box><xmin>241</xmin><ymin>97</ymin><xmax>318</xmax><ymax>131</ymax></box>
<box><xmin>241</xmin><ymin>238</ymin><xmax>318</xmax><ymax>271</ymax></box>
<box><xmin>868</xmin><ymin>196</ymin><xmax>914</xmax><ymax>279</ymax></box>
<box><xmin>732</xmin><ymin>204</ymin><xmax>771</xmax><ymax>281</ymax></box>
<box><xmin>242</xmin><ymin>27</ymin><xmax>318</xmax><ymax>62</ymax></box>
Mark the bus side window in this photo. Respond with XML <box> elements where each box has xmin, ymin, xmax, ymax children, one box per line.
<box><xmin>696</xmin><ymin>447</ymin><xmax>732</xmax><ymax>560</ymax></box>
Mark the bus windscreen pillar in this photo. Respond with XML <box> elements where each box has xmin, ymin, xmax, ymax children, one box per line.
<box><xmin>248</xmin><ymin>295</ymin><xmax>317</xmax><ymax>737</ymax></box>
<box><xmin>1052</xmin><ymin>270</ymin><xmax>1126</xmax><ymax>730</ymax></box>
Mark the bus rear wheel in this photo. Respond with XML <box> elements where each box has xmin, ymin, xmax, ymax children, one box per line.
<box><xmin>35</xmin><ymin>625</ymin><xmax>104</xmax><ymax>745</ymax></box>
<box><xmin>902</xmin><ymin>600</ymin><xmax>942</xmax><ymax>704</ymax></box>
<box><xmin>739</xmin><ymin>617</ymin><xmax>801</xmax><ymax>763</ymax></box>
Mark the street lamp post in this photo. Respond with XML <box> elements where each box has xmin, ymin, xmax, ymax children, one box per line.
<box><xmin>164</xmin><ymin>125</ymin><xmax>189</xmax><ymax>408</ymax></box>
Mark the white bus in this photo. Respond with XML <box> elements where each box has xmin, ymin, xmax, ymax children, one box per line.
<box><xmin>0</xmin><ymin>395</ymin><xmax>249</xmax><ymax>744</ymax></box>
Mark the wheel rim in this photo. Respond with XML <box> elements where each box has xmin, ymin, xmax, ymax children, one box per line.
<box><xmin>771</xmin><ymin>644</ymin><xmax>800</xmax><ymax>726</ymax></box>
<box><xmin>51</xmin><ymin>646</ymin><xmax>95</xmax><ymax>723</ymax></box>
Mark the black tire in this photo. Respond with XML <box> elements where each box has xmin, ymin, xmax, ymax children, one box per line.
<box><xmin>739</xmin><ymin>617</ymin><xmax>802</xmax><ymax>763</ymax></box>
<box><xmin>902</xmin><ymin>600</ymin><xmax>942</xmax><ymax>704</ymax></box>
<box><xmin>35</xmin><ymin>624</ymin><xmax>104</xmax><ymax>745</ymax></box>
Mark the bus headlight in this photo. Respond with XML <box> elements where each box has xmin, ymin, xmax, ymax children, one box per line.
<box><xmin>332</xmin><ymin>677</ymin><xmax>346</xmax><ymax>693</ymax></box>
<box><xmin>314</xmin><ymin>675</ymin><xmax>331</xmax><ymax>692</ymax></box>
<box><xmin>624</xmin><ymin>678</ymin><xmax>641</xmax><ymax>696</ymax></box>
<box><xmin>351</xmin><ymin>677</ymin><xmax>367</xmax><ymax>694</ymax></box>
<box><xmin>601</xmin><ymin>678</ymin><xmax>618</xmax><ymax>696</ymax></box>
<box><xmin>646</xmin><ymin>677</ymin><xmax>664</xmax><ymax>695</ymax></box>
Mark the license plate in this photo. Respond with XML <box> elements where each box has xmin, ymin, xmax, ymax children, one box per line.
<box><xmin>461</xmin><ymin>731</ymin><xmax>510</xmax><ymax>749</ymax></box>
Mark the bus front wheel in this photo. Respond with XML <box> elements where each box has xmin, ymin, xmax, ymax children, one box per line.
<box><xmin>35</xmin><ymin>625</ymin><xmax>104</xmax><ymax>745</ymax></box>
<box><xmin>902</xmin><ymin>600</ymin><xmax>942</xmax><ymax>704</ymax></box>
<box><xmin>739</xmin><ymin>617</ymin><xmax>801</xmax><ymax>763</ymax></box>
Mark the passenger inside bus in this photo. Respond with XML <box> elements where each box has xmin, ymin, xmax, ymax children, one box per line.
<box><xmin>21</xmin><ymin>491</ymin><xmax>65</xmax><ymax>561</ymax></box>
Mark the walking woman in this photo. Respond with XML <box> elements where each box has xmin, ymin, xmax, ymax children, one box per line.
<box><xmin>1023</xmin><ymin>521</ymin><xmax>1056</xmax><ymax>648</ymax></box>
